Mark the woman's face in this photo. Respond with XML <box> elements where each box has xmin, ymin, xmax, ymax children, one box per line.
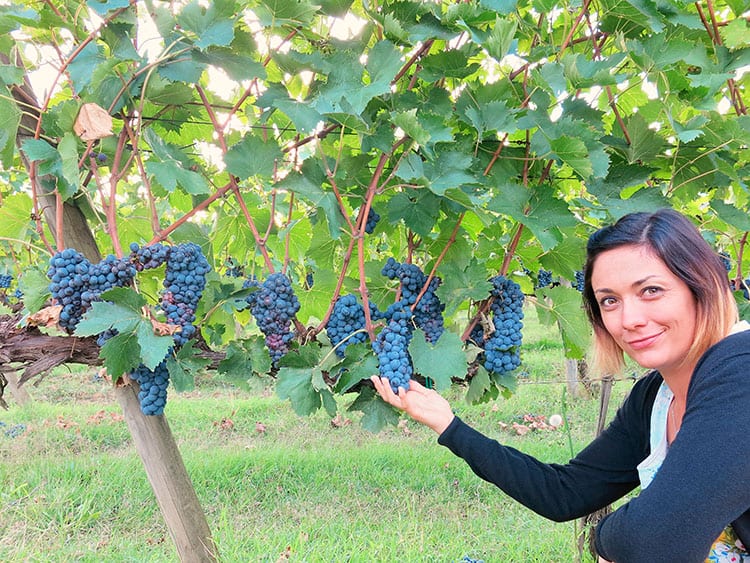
<box><xmin>590</xmin><ymin>245</ymin><xmax>698</xmax><ymax>380</ymax></box>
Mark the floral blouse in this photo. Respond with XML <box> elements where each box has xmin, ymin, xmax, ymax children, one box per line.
<box><xmin>637</xmin><ymin>381</ymin><xmax>749</xmax><ymax>562</ymax></box>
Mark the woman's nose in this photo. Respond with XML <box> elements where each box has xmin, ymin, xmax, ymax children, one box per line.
<box><xmin>620</xmin><ymin>298</ymin><xmax>647</xmax><ymax>330</ymax></box>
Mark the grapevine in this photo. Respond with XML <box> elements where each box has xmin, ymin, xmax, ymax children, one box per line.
<box><xmin>245</xmin><ymin>272</ymin><xmax>300</xmax><ymax>364</ymax></box>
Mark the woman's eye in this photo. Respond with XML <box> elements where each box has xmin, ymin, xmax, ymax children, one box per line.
<box><xmin>643</xmin><ymin>286</ymin><xmax>662</xmax><ymax>296</ymax></box>
<box><xmin>599</xmin><ymin>296</ymin><xmax>617</xmax><ymax>308</ymax></box>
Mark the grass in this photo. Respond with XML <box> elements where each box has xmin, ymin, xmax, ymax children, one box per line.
<box><xmin>0</xmin><ymin>307</ymin><xmax>635</xmax><ymax>562</ymax></box>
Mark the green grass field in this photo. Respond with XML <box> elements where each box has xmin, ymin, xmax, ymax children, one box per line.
<box><xmin>0</xmin><ymin>308</ymin><xmax>636</xmax><ymax>562</ymax></box>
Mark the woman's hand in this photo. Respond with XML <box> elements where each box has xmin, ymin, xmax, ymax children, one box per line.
<box><xmin>370</xmin><ymin>376</ymin><xmax>455</xmax><ymax>435</ymax></box>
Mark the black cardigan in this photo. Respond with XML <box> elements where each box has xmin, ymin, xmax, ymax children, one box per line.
<box><xmin>438</xmin><ymin>330</ymin><xmax>750</xmax><ymax>562</ymax></box>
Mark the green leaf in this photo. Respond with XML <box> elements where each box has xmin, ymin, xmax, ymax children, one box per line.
<box><xmin>0</xmin><ymin>192</ymin><xmax>35</xmax><ymax>242</ymax></box>
<box><xmin>387</xmin><ymin>190</ymin><xmax>441</xmax><ymax>237</ymax></box>
<box><xmin>533</xmin><ymin>286</ymin><xmax>590</xmax><ymax>359</ymax></box>
<box><xmin>18</xmin><ymin>268</ymin><xmax>50</xmax><ymax>314</ymax></box>
<box><xmin>392</xmin><ymin>109</ymin><xmax>430</xmax><ymax>146</ymax></box>
<box><xmin>0</xmin><ymin>87</ymin><xmax>21</xmax><ymax>167</ymax></box>
<box><xmin>334</xmin><ymin>343</ymin><xmax>380</xmax><ymax>393</ymax></box>
<box><xmin>256</xmin><ymin>0</ymin><xmax>318</xmax><ymax>26</ymax></box>
<box><xmin>465</xmin><ymin>366</ymin><xmax>499</xmax><ymax>404</ymax></box>
<box><xmin>550</xmin><ymin>136</ymin><xmax>592</xmax><ymax>179</ymax></box>
<box><xmin>167</xmin><ymin>341</ymin><xmax>210</xmax><ymax>392</ymax></box>
<box><xmin>424</xmin><ymin>151</ymin><xmax>477</xmax><ymax>196</ymax></box>
<box><xmin>347</xmin><ymin>387</ymin><xmax>401</xmax><ymax>432</ymax></box>
<box><xmin>67</xmin><ymin>42</ymin><xmax>105</xmax><ymax>93</ymax></box>
<box><xmin>87</xmin><ymin>0</ymin><xmax>131</xmax><ymax>16</ymax></box>
<box><xmin>146</xmin><ymin>160</ymin><xmax>210</xmax><ymax>195</ymax></box>
<box><xmin>178</xmin><ymin>0</ymin><xmax>235</xmax><ymax>49</ymax></box>
<box><xmin>136</xmin><ymin>322</ymin><xmax>174</xmax><ymax>371</ymax></box>
<box><xmin>224</xmin><ymin>134</ymin><xmax>283</xmax><ymax>179</ymax></box>
<box><xmin>410</xmin><ymin>329</ymin><xmax>467</xmax><ymax>390</ymax></box>
<box><xmin>711</xmin><ymin>201</ymin><xmax>750</xmax><ymax>231</ymax></box>
<box><xmin>100</xmin><ymin>331</ymin><xmax>142</xmax><ymax>378</ymax></box>
<box><xmin>485</xmin><ymin>17</ymin><xmax>517</xmax><ymax>61</ymax></box>
<box><xmin>276</xmin><ymin>367</ymin><xmax>322</xmax><ymax>416</ymax></box>
<box><xmin>76</xmin><ymin>300</ymin><xmax>141</xmax><ymax>336</ymax></box>
<box><xmin>58</xmin><ymin>133</ymin><xmax>81</xmax><ymax>194</ymax></box>
<box><xmin>437</xmin><ymin>259</ymin><xmax>493</xmax><ymax>316</ymax></box>
<box><xmin>420</xmin><ymin>49</ymin><xmax>480</xmax><ymax>82</ymax></box>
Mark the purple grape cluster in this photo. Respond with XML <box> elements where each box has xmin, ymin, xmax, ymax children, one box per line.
<box><xmin>47</xmin><ymin>249</ymin><xmax>136</xmax><ymax>333</ymax></box>
<box><xmin>536</xmin><ymin>269</ymin><xmax>553</xmax><ymax>289</ymax></box>
<box><xmin>719</xmin><ymin>251</ymin><xmax>732</xmax><ymax>273</ymax></box>
<box><xmin>129</xmin><ymin>242</ymin><xmax>170</xmax><ymax>270</ymax></box>
<box><xmin>325</xmin><ymin>294</ymin><xmax>369</xmax><ymax>357</ymax></box>
<box><xmin>473</xmin><ymin>275</ymin><xmax>524</xmax><ymax>375</ymax></box>
<box><xmin>381</xmin><ymin>258</ymin><xmax>445</xmax><ymax>343</ymax></box>
<box><xmin>245</xmin><ymin>273</ymin><xmax>300</xmax><ymax>364</ymax></box>
<box><xmin>372</xmin><ymin>303</ymin><xmax>414</xmax><ymax>393</ymax></box>
<box><xmin>162</xmin><ymin>243</ymin><xmax>211</xmax><ymax>346</ymax></box>
<box><xmin>574</xmin><ymin>270</ymin><xmax>585</xmax><ymax>292</ymax></box>
<box><xmin>364</xmin><ymin>208</ymin><xmax>380</xmax><ymax>234</ymax></box>
<box><xmin>0</xmin><ymin>274</ymin><xmax>11</xmax><ymax>289</ymax></box>
<box><xmin>129</xmin><ymin>360</ymin><xmax>170</xmax><ymax>416</ymax></box>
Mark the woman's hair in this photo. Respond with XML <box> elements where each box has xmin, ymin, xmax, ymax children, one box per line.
<box><xmin>582</xmin><ymin>208</ymin><xmax>738</xmax><ymax>375</ymax></box>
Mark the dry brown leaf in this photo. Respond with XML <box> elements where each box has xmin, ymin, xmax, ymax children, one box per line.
<box><xmin>330</xmin><ymin>414</ymin><xmax>352</xmax><ymax>428</ymax></box>
<box><xmin>512</xmin><ymin>422</ymin><xmax>531</xmax><ymax>436</ymax></box>
<box><xmin>255</xmin><ymin>421</ymin><xmax>267</xmax><ymax>434</ymax></box>
<box><xmin>74</xmin><ymin>103</ymin><xmax>113</xmax><ymax>141</ymax></box>
<box><xmin>151</xmin><ymin>318</ymin><xmax>181</xmax><ymax>336</ymax></box>
<box><xmin>26</xmin><ymin>305</ymin><xmax>62</xmax><ymax>328</ymax></box>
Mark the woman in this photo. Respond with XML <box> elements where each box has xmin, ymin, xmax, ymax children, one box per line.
<box><xmin>371</xmin><ymin>209</ymin><xmax>750</xmax><ymax>562</ymax></box>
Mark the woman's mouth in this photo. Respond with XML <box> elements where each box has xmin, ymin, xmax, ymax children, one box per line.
<box><xmin>626</xmin><ymin>332</ymin><xmax>663</xmax><ymax>350</ymax></box>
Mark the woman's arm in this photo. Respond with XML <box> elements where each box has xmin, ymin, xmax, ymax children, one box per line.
<box><xmin>372</xmin><ymin>374</ymin><xmax>660</xmax><ymax>522</ymax></box>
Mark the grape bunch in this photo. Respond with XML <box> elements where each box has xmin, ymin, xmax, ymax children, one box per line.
<box><xmin>364</xmin><ymin>207</ymin><xmax>380</xmax><ymax>234</ymax></box>
<box><xmin>381</xmin><ymin>258</ymin><xmax>445</xmax><ymax>343</ymax></box>
<box><xmin>0</xmin><ymin>274</ymin><xmax>12</xmax><ymax>289</ymax></box>
<box><xmin>129</xmin><ymin>360</ymin><xmax>170</xmax><ymax>416</ymax></box>
<box><xmin>129</xmin><ymin>242</ymin><xmax>170</xmax><ymax>271</ymax></box>
<box><xmin>574</xmin><ymin>270</ymin><xmax>585</xmax><ymax>292</ymax></box>
<box><xmin>372</xmin><ymin>303</ymin><xmax>414</xmax><ymax>393</ymax></box>
<box><xmin>473</xmin><ymin>275</ymin><xmax>524</xmax><ymax>375</ymax></box>
<box><xmin>162</xmin><ymin>243</ymin><xmax>211</xmax><ymax>346</ymax></box>
<box><xmin>245</xmin><ymin>273</ymin><xmax>300</xmax><ymax>364</ymax></box>
<box><xmin>536</xmin><ymin>269</ymin><xmax>553</xmax><ymax>289</ymax></box>
<box><xmin>326</xmin><ymin>294</ymin><xmax>368</xmax><ymax>357</ymax></box>
<box><xmin>47</xmin><ymin>249</ymin><xmax>136</xmax><ymax>333</ymax></box>
<box><xmin>719</xmin><ymin>251</ymin><xmax>732</xmax><ymax>273</ymax></box>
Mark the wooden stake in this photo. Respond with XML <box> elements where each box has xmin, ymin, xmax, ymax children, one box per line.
<box><xmin>115</xmin><ymin>381</ymin><xmax>218</xmax><ymax>563</ymax></box>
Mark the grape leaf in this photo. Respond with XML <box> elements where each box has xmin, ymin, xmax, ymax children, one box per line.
<box><xmin>276</xmin><ymin>368</ymin><xmax>322</xmax><ymax>416</ymax></box>
<box><xmin>347</xmin><ymin>387</ymin><xmax>401</xmax><ymax>433</ymax></box>
<box><xmin>533</xmin><ymin>285</ymin><xmax>590</xmax><ymax>359</ymax></box>
<box><xmin>100</xmin><ymin>331</ymin><xmax>142</xmax><ymax>377</ymax></box>
<box><xmin>465</xmin><ymin>366</ymin><xmax>499</xmax><ymax>404</ymax></box>
<box><xmin>75</xmin><ymin>300</ymin><xmax>142</xmax><ymax>336</ymax></box>
<box><xmin>167</xmin><ymin>341</ymin><xmax>210</xmax><ymax>392</ymax></box>
<box><xmin>410</xmin><ymin>329</ymin><xmax>466</xmax><ymax>390</ymax></box>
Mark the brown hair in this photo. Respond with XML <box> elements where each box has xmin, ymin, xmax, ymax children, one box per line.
<box><xmin>582</xmin><ymin>208</ymin><xmax>738</xmax><ymax>375</ymax></box>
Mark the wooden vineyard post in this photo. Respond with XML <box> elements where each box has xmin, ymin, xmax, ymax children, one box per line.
<box><xmin>114</xmin><ymin>379</ymin><xmax>218</xmax><ymax>563</ymax></box>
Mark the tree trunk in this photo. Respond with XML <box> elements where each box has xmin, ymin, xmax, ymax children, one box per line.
<box><xmin>115</xmin><ymin>380</ymin><xmax>218</xmax><ymax>563</ymax></box>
